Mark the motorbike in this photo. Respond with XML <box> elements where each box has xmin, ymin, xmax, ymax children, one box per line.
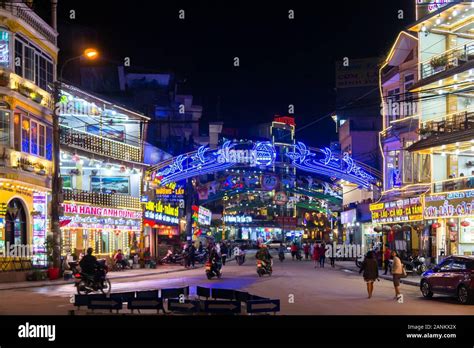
<box><xmin>403</xmin><ymin>255</ymin><xmax>427</xmax><ymax>275</ymax></box>
<box><xmin>256</xmin><ymin>259</ymin><xmax>273</xmax><ymax>277</ymax></box>
<box><xmin>278</xmin><ymin>250</ymin><xmax>285</xmax><ymax>262</ymax></box>
<box><xmin>73</xmin><ymin>259</ymin><xmax>111</xmax><ymax>295</ymax></box>
<box><xmin>235</xmin><ymin>251</ymin><xmax>246</xmax><ymax>265</ymax></box>
<box><xmin>160</xmin><ymin>250</ymin><xmax>184</xmax><ymax>264</ymax></box>
<box><xmin>195</xmin><ymin>249</ymin><xmax>208</xmax><ymax>264</ymax></box>
<box><xmin>205</xmin><ymin>260</ymin><xmax>222</xmax><ymax>280</ymax></box>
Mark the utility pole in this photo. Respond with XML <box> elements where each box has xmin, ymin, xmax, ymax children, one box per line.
<box><xmin>51</xmin><ymin>80</ymin><xmax>62</xmax><ymax>269</ymax></box>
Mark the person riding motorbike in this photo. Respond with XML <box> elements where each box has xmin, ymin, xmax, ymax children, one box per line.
<box><xmin>79</xmin><ymin>247</ymin><xmax>101</xmax><ymax>281</ymax></box>
<box><xmin>256</xmin><ymin>244</ymin><xmax>273</xmax><ymax>272</ymax></box>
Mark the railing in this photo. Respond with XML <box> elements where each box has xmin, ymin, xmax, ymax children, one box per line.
<box><xmin>0</xmin><ymin>2</ymin><xmax>57</xmax><ymax>46</ymax></box>
<box><xmin>419</xmin><ymin>110</ymin><xmax>474</xmax><ymax>137</ymax></box>
<box><xmin>433</xmin><ymin>176</ymin><xmax>474</xmax><ymax>193</ymax></box>
<box><xmin>420</xmin><ymin>42</ymin><xmax>474</xmax><ymax>80</ymax></box>
<box><xmin>62</xmin><ymin>189</ymin><xmax>141</xmax><ymax>210</ymax></box>
<box><xmin>60</xmin><ymin>125</ymin><xmax>142</xmax><ymax>163</ymax></box>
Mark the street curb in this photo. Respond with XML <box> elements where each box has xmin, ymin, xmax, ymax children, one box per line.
<box><xmin>0</xmin><ymin>256</ymin><xmax>236</xmax><ymax>291</ymax></box>
<box><xmin>334</xmin><ymin>263</ymin><xmax>420</xmax><ymax>287</ymax></box>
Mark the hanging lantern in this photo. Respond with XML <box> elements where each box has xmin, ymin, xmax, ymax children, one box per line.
<box><xmin>461</xmin><ymin>220</ymin><xmax>470</xmax><ymax>227</ymax></box>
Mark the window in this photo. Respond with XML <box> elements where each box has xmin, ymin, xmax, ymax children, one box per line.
<box><xmin>403</xmin><ymin>74</ymin><xmax>416</xmax><ymax>117</ymax></box>
<box><xmin>451</xmin><ymin>259</ymin><xmax>466</xmax><ymax>271</ymax></box>
<box><xmin>403</xmin><ymin>140</ymin><xmax>414</xmax><ymax>183</ymax></box>
<box><xmin>438</xmin><ymin>259</ymin><xmax>452</xmax><ymax>271</ymax></box>
<box><xmin>18</xmin><ymin>114</ymin><xmax>52</xmax><ymax>159</ymax></box>
<box><xmin>387</xmin><ymin>88</ymin><xmax>401</xmax><ymax>121</ymax></box>
<box><xmin>0</xmin><ymin>110</ymin><xmax>10</xmax><ymax>145</ymax></box>
<box><xmin>14</xmin><ymin>36</ymin><xmax>54</xmax><ymax>90</ymax></box>
<box><xmin>39</xmin><ymin>124</ymin><xmax>45</xmax><ymax>157</ymax></box>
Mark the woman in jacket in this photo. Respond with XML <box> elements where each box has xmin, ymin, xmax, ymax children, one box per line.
<box><xmin>312</xmin><ymin>244</ymin><xmax>320</xmax><ymax>268</ymax></box>
<box><xmin>391</xmin><ymin>250</ymin><xmax>403</xmax><ymax>300</ymax></box>
<box><xmin>359</xmin><ymin>251</ymin><xmax>379</xmax><ymax>298</ymax></box>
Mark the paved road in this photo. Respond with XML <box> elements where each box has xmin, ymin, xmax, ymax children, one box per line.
<box><xmin>1</xmin><ymin>251</ymin><xmax>473</xmax><ymax>315</ymax></box>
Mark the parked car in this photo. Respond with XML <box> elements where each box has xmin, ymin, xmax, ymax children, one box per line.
<box><xmin>420</xmin><ymin>255</ymin><xmax>474</xmax><ymax>304</ymax></box>
<box><xmin>264</xmin><ymin>239</ymin><xmax>284</xmax><ymax>250</ymax></box>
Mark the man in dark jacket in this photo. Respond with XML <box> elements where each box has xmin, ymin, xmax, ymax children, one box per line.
<box><xmin>79</xmin><ymin>247</ymin><xmax>99</xmax><ymax>278</ymax></box>
<box><xmin>359</xmin><ymin>251</ymin><xmax>379</xmax><ymax>299</ymax></box>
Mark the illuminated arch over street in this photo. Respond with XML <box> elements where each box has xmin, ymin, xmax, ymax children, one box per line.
<box><xmin>150</xmin><ymin>140</ymin><xmax>381</xmax><ymax>189</ymax></box>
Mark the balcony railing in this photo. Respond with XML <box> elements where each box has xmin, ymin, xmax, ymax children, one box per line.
<box><xmin>60</xmin><ymin>125</ymin><xmax>142</xmax><ymax>163</ymax></box>
<box><xmin>420</xmin><ymin>42</ymin><xmax>474</xmax><ymax>80</ymax></box>
<box><xmin>62</xmin><ymin>189</ymin><xmax>141</xmax><ymax>210</ymax></box>
<box><xmin>419</xmin><ymin>110</ymin><xmax>474</xmax><ymax>137</ymax></box>
<box><xmin>0</xmin><ymin>2</ymin><xmax>57</xmax><ymax>46</ymax></box>
<box><xmin>432</xmin><ymin>176</ymin><xmax>474</xmax><ymax>193</ymax></box>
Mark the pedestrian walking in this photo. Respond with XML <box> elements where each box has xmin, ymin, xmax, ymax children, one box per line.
<box><xmin>312</xmin><ymin>243</ymin><xmax>320</xmax><ymax>268</ymax></box>
<box><xmin>221</xmin><ymin>242</ymin><xmax>228</xmax><ymax>266</ymax></box>
<box><xmin>319</xmin><ymin>243</ymin><xmax>327</xmax><ymax>268</ymax></box>
<box><xmin>303</xmin><ymin>243</ymin><xmax>310</xmax><ymax>260</ymax></box>
<box><xmin>359</xmin><ymin>251</ymin><xmax>379</xmax><ymax>299</ymax></box>
<box><xmin>383</xmin><ymin>245</ymin><xmax>391</xmax><ymax>275</ymax></box>
<box><xmin>391</xmin><ymin>250</ymin><xmax>404</xmax><ymax>301</ymax></box>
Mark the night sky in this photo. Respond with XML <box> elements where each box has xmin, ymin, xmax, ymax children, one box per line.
<box><xmin>47</xmin><ymin>0</ymin><xmax>414</xmax><ymax>147</ymax></box>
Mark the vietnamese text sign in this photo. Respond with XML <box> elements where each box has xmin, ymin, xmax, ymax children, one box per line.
<box><xmin>424</xmin><ymin>190</ymin><xmax>474</xmax><ymax>218</ymax></box>
<box><xmin>370</xmin><ymin>198</ymin><xmax>423</xmax><ymax>224</ymax></box>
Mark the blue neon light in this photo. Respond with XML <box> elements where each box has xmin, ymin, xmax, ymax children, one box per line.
<box><xmin>155</xmin><ymin>140</ymin><xmax>376</xmax><ymax>188</ymax></box>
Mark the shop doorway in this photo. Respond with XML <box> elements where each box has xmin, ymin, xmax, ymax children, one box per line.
<box><xmin>5</xmin><ymin>198</ymin><xmax>27</xmax><ymax>246</ymax></box>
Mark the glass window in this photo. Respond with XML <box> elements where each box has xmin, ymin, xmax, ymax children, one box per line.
<box><xmin>13</xmin><ymin>113</ymin><xmax>21</xmax><ymax>151</ymax></box>
<box><xmin>438</xmin><ymin>259</ymin><xmax>452</xmax><ymax>271</ymax></box>
<box><xmin>0</xmin><ymin>110</ymin><xmax>10</xmax><ymax>145</ymax></box>
<box><xmin>21</xmin><ymin>117</ymin><xmax>30</xmax><ymax>153</ymax></box>
<box><xmin>39</xmin><ymin>57</ymin><xmax>47</xmax><ymax>90</ymax></box>
<box><xmin>24</xmin><ymin>46</ymin><xmax>34</xmax><ymax>81</ymax></box>
<box><xmin>30</xmin><ymin>120</ymin><xmax>38</xmax><ymax>155</ymax></box>
<box><xmin>46</xmin><ymin>126</ymin><xmax>52</xmax><ymax>160</ymax></box>
<box><xmin>46</xmin><ymin>60</ymin><xmax>53</xmax><ymax>87</ymax></box>
<box><xmin>39</xmin><ymin>124</ymin><xmax>45</xmax><ymax>157</ymax></box>
<box><xmin>14</xmin><ymin>40</ymin><xmax>23</xmax><ymax>76</ymax></box>
<box><xmin>451</xmin><ymin>260</ymin><xmax>466</xmax><ymax>271</ymax></box>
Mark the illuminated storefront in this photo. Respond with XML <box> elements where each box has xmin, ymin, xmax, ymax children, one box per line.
<box><xmin>370</xmin><ymin>197</ymin><xmax>423</xmax><ymax>256</ymax></box>
<box><xmin>60</xmin><ymin>203</ymin><xmax>142</xmax><ymax>257</ymax></box>
<box><xmin>424</xmin><ymin>190</ymin><xmax>474</xmax><ymax>258</ymax></box>
<box><xmin>0</xmin><ymin>180</ymin><xmax>48</xmax><ymax>267</ymax></box>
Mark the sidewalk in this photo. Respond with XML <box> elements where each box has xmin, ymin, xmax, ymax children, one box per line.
<box><xmin>0</xmin><ymin>264</ymin><xmax>203</xmax><ymax>291</ymax></box>
<box><xmin>334</xmin><ymin>261</ymin><xmax>421</xmax><ymax>287</ymax></box>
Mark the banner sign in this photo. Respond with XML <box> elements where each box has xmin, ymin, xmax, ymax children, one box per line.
<box><xmin>62</xmin><ymin>203</ymin><xmax>142</xmax><ymax>219</ymax></box>
<box><xmin>424</xmin><ymin>190</ymin><xmax>474</xmax><ymax>218</ymax></box>
<box><xmin>370</xmin><ymin>198</ymin><xmax>423</xmax><ymax>224</ymax></box>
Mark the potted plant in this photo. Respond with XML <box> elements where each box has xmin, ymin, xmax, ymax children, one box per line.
<box><xmin>44</xmin><ymin>235</ymin><xmax>60</xmax><ymax>280</ymax></box>
<box><xmin>36</xmin><ymin>162</ymin><xmax>46</xmax><ymax>175</ymax></box>
<box><xmin>430</xmin><ymin>54</ymin><xmax>448</xmax><ymax>73</ymax></box>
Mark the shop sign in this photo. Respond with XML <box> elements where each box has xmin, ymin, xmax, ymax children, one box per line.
<box><xmin>370</xmin><ymin>198</ymin><xmax>423</xmax><ymax>224</ymax></box>
<box><xmin>341</xmin><ymin>209</ymin><xmax>357</xmax><ymax>225</ymax></box>
<box><xmin>424</xmin><ymin>190</ymin><xmax>474</xmax><ymax>218</ymax></box>
<box><xmin>275</xmin><ymin>216</ymin><xmax>298</xmax><ymax>227</ymax></box>
<box><xmin>66</xmin><ymin>215</ymin><xmax>141</xmax><ymax>229</ymax></box>
<box><xmin>192</xmin><ymin>205</ymin><xmax>211</xmax><ymax>226</ymax></box>
<box><xmin>62</xmin><ymin>203</ymin><xmax>142</xmax><ymax>219</ymax></box>
<box><xmin>144</xmin><ymin>210</ymin><xmax>179</xmax><ymax>225</ymax></box>
<box><xmin>155</xmin><ymin>181</ymin><xmax>185</xmax><ymax>202</ymax></box>
<box><xmin>223</xmin><ymin>215</ymin><xmax>252</xmax><ymax>224</ymax></box>
<box><xmin>145</xmin><ymin>200</ymin><xmax>180</xmax><ymax>225</ymax></box>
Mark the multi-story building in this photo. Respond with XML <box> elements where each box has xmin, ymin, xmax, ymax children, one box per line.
<box><xmin>374</xmin><ymin>30</ymin><xmax>428</xmax><ymax>260</ymax></box>
<box><xmin>58</xmin><ymin>83</ymin><xmax>149</xmax><ymax>258</ymax></box>
<box><xmin>0</xmin><ymin>1</ymin><xmax>58</xmax><ymax>269</ymax></box>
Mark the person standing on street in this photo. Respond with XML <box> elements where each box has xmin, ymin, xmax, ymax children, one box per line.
<box><xmin>312</xmin><ymin>243</ymin><xmax>320</xmax><ymax>268</ymax></box>
<box><xmin>303</xmin><ymin>243</ymin><xmax>310</xmax><ymax>260</ymax></box>
<box><xmin>221</xmin><ymin>242</ymin><xmax>228</xmax><ymax>266</ymax></box>
<box><xmin>383</xmin><ymin>245</ymin><xmax>391</xmax><ymax>275</ymax></box>
<box><xmin>188</xmin><ymin>243</ymin><xmax>196</xmax><ymax>268</ymax></box>
<box><xmin>359</xmin><ymin>251</ymin><xmax>379</xmax><ymax>299</ymax></box>
<box><xmin>290</xmin><ymin>243</ymin><xmax>298</xmax><ymax>261</ymax></box>
<box><xmin>319</xmin><ymin>243</ymin><xmax>327</xmax><ymax>268</ymax></box>
<box><xmin>391</xmin><ymin>250</ymin><xmax>403</xmax><ymax>301</ymax></box>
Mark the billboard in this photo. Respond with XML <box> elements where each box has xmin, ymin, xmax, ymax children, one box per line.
<box><xmin>335</xmin><ymin>58</ymin><xmax>378</xmax><ymax>89</ymax></box>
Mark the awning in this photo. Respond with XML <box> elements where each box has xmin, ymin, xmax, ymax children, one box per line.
<box><xmin>406</xmin><ymin>128</ymin><xmax>474</xmax><ymax>152</ymax></box>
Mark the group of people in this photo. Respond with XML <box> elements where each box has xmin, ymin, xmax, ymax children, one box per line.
<box><xmin>288</xmin><ymin>242</ymin><xmax>335</xmax><ymax>268</ymax></box>
<box><xmin>183</xmin><ymin>240</ymin><xmax>231</xmax><ymax>268</ymax></box>
<box><xmin>359</xmin><ymin>249</ymin><xmax>405</xmax><ymax>301</ymax></box>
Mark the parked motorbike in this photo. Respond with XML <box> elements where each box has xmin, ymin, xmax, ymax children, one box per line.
<box><xmin>403</xmin><ymin>255</ymin><xmax>427</xmax><ymax>275</ymax></box>
<box><xmin>160</xmin><ymin>250</ymin><xmax>184</xmax><ymax>264</ymax></box>
<box><xmin>256</xmin><ymin>259</ymin><xmax>273</xmax><ymax>277</ymax></box>
<box><xmin>73</xmin><ymin>259</ymin><xmax>111</xmax><ymax>295</ymax></box>
<box><xmin>205</xmin><ymin>260</ymin><xmax>222</xmax><ymax>280</ymax></box>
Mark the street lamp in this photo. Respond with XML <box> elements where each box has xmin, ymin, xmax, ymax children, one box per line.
<box><xmin>50</xmin><ymin>48</ymin><xmax>99</xmax><ymax>269</ymax></box>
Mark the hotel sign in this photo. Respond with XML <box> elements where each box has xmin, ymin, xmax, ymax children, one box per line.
<box><xmin>370</xmin><ymin>198</ymin><xmax>423</xmax><ymax>224</ymax></box>
<box><xmin>424</xmin><ymin>190</ymin><xmax>474</xmax><ymax>218</ymax></box>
